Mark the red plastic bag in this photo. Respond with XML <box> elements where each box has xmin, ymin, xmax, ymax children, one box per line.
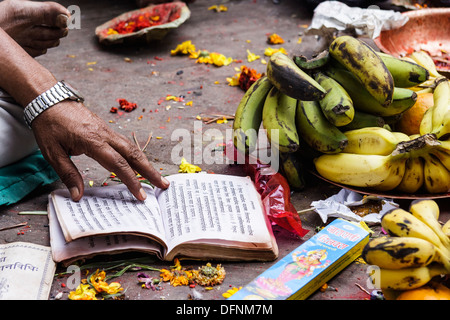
<box><xmin>225</xmin><ymin>142</ymin><xmax>309</xmax><ymax>237</ymax></box>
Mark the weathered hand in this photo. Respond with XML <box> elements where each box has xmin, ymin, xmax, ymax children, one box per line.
<box><xmin>0</xmin><ymin>0</ymin><xmax>70</xmax><ymax>57</ymax></box>
<box><xmin>31</xmin><ymin>100</ymin><xmax>170</xmax><ymax>201</ymax></box>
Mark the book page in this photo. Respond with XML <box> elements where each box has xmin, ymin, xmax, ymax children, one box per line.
<box><xmin>155</xmin><ymin>173</ymin><xmax>272</xmax><ymax>252</ymax></box>
<box><xmin>0</xmin><ymin>242</ymin><xmax>56</xmax><ymax>300</ymax></box>
<box><xmin>48</xmin><ymin>199</ymin><xmax>165</xmax><ymax>263</ymax></box>
<box><xmin>51</xmin><ymin>184</ymin><xmax>166</xmax><ymax>243</ymax></box>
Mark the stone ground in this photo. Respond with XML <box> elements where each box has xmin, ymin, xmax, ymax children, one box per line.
<box><xmin>0</xmin><ymin>0</ymin><xmax>449</xmax><ymax>302</ymax></box>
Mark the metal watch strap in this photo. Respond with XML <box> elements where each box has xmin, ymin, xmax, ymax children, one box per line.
<box><xmin>23</xmin><ymin>81</ymin><xmax>82</xmax><ymax>128</ymax></box>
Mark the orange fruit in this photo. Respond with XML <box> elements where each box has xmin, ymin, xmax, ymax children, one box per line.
<box><xmin>396</xmin><ymin>282</ymin><xmax>450</xmax><ymax>300</ymax></box>
<box><xmin>396</xmin><ymin>92</ymin><xmax>434</xmax><ymax>136</ymax></box>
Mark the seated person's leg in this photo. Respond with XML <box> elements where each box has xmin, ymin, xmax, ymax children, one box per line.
<box><xmin>0</xmin><ymin>89</ymin><xmax>38</xmax><ymax>168</ymax></box>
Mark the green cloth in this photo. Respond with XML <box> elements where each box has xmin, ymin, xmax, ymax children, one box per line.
<box><xmin>0</xmin><ymin>150</ymin><xmax>59</xmax><ymax>206</ymax></box>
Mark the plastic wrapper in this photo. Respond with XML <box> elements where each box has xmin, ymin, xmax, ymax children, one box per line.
<box><xmin>305</xmin><ymin>1</ymin><xmax>408</xmax><ymax>39</ymax></box>
<box><xmin>225</xmin><ymin>142</ymin><xmax>309</xmax><ymax>237</ymax></box>
<box><xmin>310</xmin><ymin>188</ymin><xmax>399</xmax><ymax>224</ymax></box>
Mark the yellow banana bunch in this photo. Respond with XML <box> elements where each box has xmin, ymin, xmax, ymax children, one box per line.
<box><xmin>363</xmin><ymin>200</ymin><xmax>450</xmax><ymax>291</ymax></box>
<box><xmin>313</xmin><ymin>132</ymin><xmax>435</xmax><ymax>192</ymax></box>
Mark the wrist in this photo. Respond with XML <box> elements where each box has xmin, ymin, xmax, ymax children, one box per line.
<box><xmin>24</xmin><ymin>81</ymin><xmax>84</xmax><ymax>128</ymax></box>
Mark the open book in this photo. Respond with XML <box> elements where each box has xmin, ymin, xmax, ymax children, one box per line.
<box><xmin>48</xmin><ymin>173</ymin><xmax>278</xmax><ymax>265</ymax></box>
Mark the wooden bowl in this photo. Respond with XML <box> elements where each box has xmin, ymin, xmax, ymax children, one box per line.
<box><xmin>374</xmin><ymin>8</ymin><xmax>450</xmax><ymax>74</ymax></box>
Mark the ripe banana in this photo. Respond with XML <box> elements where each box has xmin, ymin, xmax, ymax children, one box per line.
<box><xmin>431</xmin><ymin>139</ymin><xmax>450</xmax><ymax>171</ymax></box>
<box><xmin>262</xmin><ymin>87</ymin><xmax>300</xmax><ymax>153</ymax></box>
<box><xmin>371</xmin><ymin>264</ymin><xmax>447</xmax><ymax>290</ymax></box>
<box><xmin>395</xmin><ymin>155</ymin><xmax>424</xmax><ymax>194</ymax></box>
<box><xmin>266</xmin><ymin>52</ymin><xmax>327</xmax><ymax>101</ymax></box>
<box><xmin>326</xmin><ymin>66</ymin><xmax>417</xmax><ymax>117</ymax></box>
<box><xmin>329</xmin><ymin>36</ymin><xmax>394</xmax><ymax>106</ymax></box>
<box><xmin>314</xmin><ymin>72</ymin><xmax>354</xmax><ymax>127</ymax></box>
<box><xmin>381</xmin><ymin>208</ymin><xmax>447</xmax><ymax>253</ymax></box>
<box><xmin>233</xmin><ymin>76</ymin><xmax>273</xmax><ymax>152</ymax></box>
<box><xmin>409</xmin><ymin>50</ymin><xmax>441</xmax><ymax>78</ymax></box>
<box><xmin>362</xmin><ymin>236</ymin><xmax>444</xmax><ymax>270</ymax></box>
<box><xmin>296</xmin><ymin>100</ymin><xmax>348</xmax><ymax>153</ymax></box>
<box><xmin>422</xmin><ymin>153</ymin><xmax>450</xmax><ymax>194</ymax></box>
<box><xmin>410</xmin><ymin>199</ymin><xmax>450</xmax><ymax>250</ymax></box>
<box><xmin>429</xmin><ymin>77</ymin><xmax>450</xmax><ymax>138</ymax></box>
<box><xmin>376</xmin><ymin>52</ymin><xmax>429</xmax><ymax>88</ymax></box>
<box><xmin>280</xmin><ymin>151</ymin><xmax>305</xmax><ymax>191</ymax></box>
<box><xmin>313</xmin><ymin>147</ymin><xmax>408</xmax><ymax>189</ymax></box>
<box><xmin>342</xmin><ymin>127</ymin><xmax>401</xmax><ymax>156</ymax></box>
<box><xmin>341</xmin><ymin>110</ymin><xmax>385</xmax><ymax>131</ymax></box>
<box><xmin>443</xmin><ymin>219</ymin><xmax>450</xmax><ymax>238</ymax></box>
<box><xmin>420</xmin><ymin>107</ymin><xmax>434</xmax><ymax>135</ymax></box>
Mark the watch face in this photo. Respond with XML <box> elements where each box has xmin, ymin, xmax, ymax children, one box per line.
<box><xmin>62</xmin><ymin>81</ymin><xmax>85</xmax><ymax>101</ymax></box>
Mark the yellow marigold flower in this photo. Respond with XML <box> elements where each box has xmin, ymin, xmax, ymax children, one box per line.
<box><xmin>212</xmin><ymin>52</ymin><xmax>233</xmax><ymax>66</ymax></box>
<box><xmin>179</xmin><ymin>157</ymin><xmax>202</xmax><ymax>173</ymax></box>
<box><xmin>160</xmin><ymin>259</ymin><xmax>194</xmax><ymax>287</ymax></box>
<box><xmin>227</xmin><ymin>74</ymin><xmax>240</xmax><ymax>86</ymax></box>
<box><xmin>171</xmin><ymin>40</ymin><xmax>197</xmax><ymax>56</ymax></box>
<box><xmin>264</xmin><ymin>47</ymin><xmax>287</xmax><ymax>57</ymax></box>
<box><xmin>208</xmin><ymin>5</ymin><xmax>228</xmax><ymax>12</ymax></box>
<box><xmin>222</xmin><ymin>286</ymin><xmax>242</xmax><ymax>299</ymax></box>
<box><xmin>90</xmin><ymin>270</ymin><xmax>123</xmax><ymax>295</ymax></box>
<box><xmin>68</xmin><ymin>283</ymin><xmax>98</xmax><ymax>300</ymax></box>
<box><xmin>267</xmin><ymin>33</ymin><xmax>284</xmax><ymax>44</ymax></box>
<box><xmin>246</xmin><ymin>49</ymin><xmax>260</xmax><ymax>62</ymax></box>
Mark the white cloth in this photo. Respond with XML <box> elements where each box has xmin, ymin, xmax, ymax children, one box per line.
<box><xmin>0</xmin><ymin>88</ymin><xmax>39</xmax><ymax>168</ymax></box>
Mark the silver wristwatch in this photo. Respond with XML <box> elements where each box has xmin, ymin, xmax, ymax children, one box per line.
<box><xmin>24</xmin><ymin>80</ymin><xmax>84</xmax><ymax>128</ymax></box>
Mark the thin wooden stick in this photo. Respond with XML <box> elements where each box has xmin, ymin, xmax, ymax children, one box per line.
<box><xmin>0</xmin><ymin>222</ymin><xmax>27</xmax><ymax>232</ymax></box>
<box><xmin>141</xmin><ymin>132</ymin><xmax>153</xmax><ymax>152</ymax></box>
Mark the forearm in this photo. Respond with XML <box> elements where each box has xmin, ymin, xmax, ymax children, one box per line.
<box><xmin>0</xmin><ymin>27</ymin><xmax>57</xmax><ymax>106</ymax></box>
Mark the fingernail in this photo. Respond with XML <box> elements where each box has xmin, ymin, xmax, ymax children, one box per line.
<box><xmin>139</xmin><ymin>188</ymin><xmax>147</xmax><ymax>200</ymax></box>
<box><xmin>69</xmin><ymin>186</ymin><xmax>80</xmax><ymax>200</ymax></box>
<box><xmin>57</xmin><ymin>14</ymin><xmax>69</xmax><ymax>28</ymax></box>
<box><xmin>162</xmin><ymin>176</ymin><xmax>170</xmax><ymax>187</ymax></box>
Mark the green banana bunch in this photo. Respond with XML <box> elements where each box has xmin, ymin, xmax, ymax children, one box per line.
<box><xmin>296</xmin><ymin>100</ymin><xmax>348</xmax><ymax>154</ymax></box>
<box><xmin>326</xmin><ymin>65</ymin><xmax>417</xmax><ymax>117</ymax></box>
<box><xmin>376</xmin><ymin>52</ymin><xmax>429</xmax><ymax>88</ymax></box>
<box><xmin>342</xmin><ymin>126</ymin><xmax>402</xmax><ymax>156</ymax></box>
<box><xmin>262</xmin><ymin>87</ymin><xmax>300</xmax><ymax>153</ymax></box>
<box><xmin>293</xmin><ymin>49</ymin><xmax>329</xmax><ymax>71</ymax></box>
<box><xmin>340</xmin><ymin>110</ymin><xmax>385</xmax><ymax>131</ymax></box>
<box><xmin>266</xmin><ymin>52</ymin><xmax>327</xmax><ymax>101</ymax></box>
<box><xmin>314</xmin><ymin>72</ymin><xmax>354</xmax><ymax>127</ymax></box>
<box><xmin>233</xmin><ymin>76</ymin><xmax>273</xmax><ymax>152</ymax></box>
<box><xmin>329</xmin><ymin>35</ymin><xmax>394</xmax><ymax>107</ymax></box>
<box><xmin>279</xmin><ymin>151</ymin><xmax>305</xmax><ymax>191</ymax></box>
